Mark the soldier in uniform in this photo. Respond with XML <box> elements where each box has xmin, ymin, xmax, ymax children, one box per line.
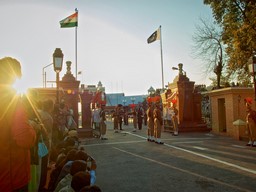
<box><xmin>170</xmin><ymin>99</ymin><xmax>179</xmax><ymax>136</ymax></box>
<box><xmin>153</xmin><ymin>100</ymin><xmax>164</xmax><ymax>144</ymax></box>
<box><xmin>132</xmin><ymin>108</ymin><xmax>137</xmax><ymax>132</ymax></box>
<box><xmin>100</xmin><ymin>104</ymin><xmax>108</xmax><ymax>140</ymax></box>
<box><xmin>245</xmin><ymin>97</ymin><xmax>256</xmax><ymax>147</ymax></box>
<box><xmin>137</xmin><ymin>103</ymin><xmax>144</xmax><ymax>130</ymax></box>
<box><xmin>146</xmin><ymin>97</ymin><xmax>154</xmax><ymax>142</ymax></box>
<box><xmin>112</xmin><ymin>106</ymin><xmax>119</xmax><ymax>133</ymax></box>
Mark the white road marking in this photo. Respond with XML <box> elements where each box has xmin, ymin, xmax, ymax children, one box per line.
<box><xmin>232</xmin><ymin>145</ymin><xmax>246</xmax><ymax>149</ymax></box>
<box><xmin>123</xmin><ymin>131</ymin><xmax>213</xmax><ymax>141</ymax></box>
<box><xmin>82</xmin><ymin>140</ymin><xmax>145</xmax><ymax>147</ymax></box>
<box><xmin>193</xmin><ymin>146</ymin><xmax>207</xmax><ymax>150</ymax></box>
<box><xmin>172</xmin><ymin>141</ymin><xmax>203</xmax><ymax>144</ymax></box>
<box><xmin>164</xmin><ymin>143</ymin><xmax>256</xmax><ymax>175</ymax></box>
<box><xmin>83</xmin><ymin>130</ymin><xmax>256</xmax><ymax>175</ymax></box>
<box><xmin>125</xmin><ymin>131</ymin><xmax>256</xmax><ymax>175</ymax></box>
<box><xmin>113</xmin><ymin>147</ymin><xmax>254</xmax><ymax>192</ymax></box>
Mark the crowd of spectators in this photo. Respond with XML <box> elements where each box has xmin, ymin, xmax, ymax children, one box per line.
<box><xmin>0</xmin><ymin>56</ymin><xmax>101</xmax><ymax>191</ymax></box>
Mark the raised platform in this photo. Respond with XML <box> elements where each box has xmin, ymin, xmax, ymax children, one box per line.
<box><xmin>77</xmin><ymin>128</ymin><xmax>93</xmax><ymax>138</ymax></box>
<box><xmin>164</xmin><ymin>122</ymin><xmax>210</xmax><ymax>133</ymax></box>
<box><xmin>178</xmin><ymin>122</ymin><xmax>210</xmax><ymax>132</ymax></box>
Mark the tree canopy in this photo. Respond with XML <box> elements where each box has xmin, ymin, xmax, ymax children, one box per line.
<box><xmin>204</xmin><ymin>0</ymin><xmax>256</xmax><ymax>79</ymax></box>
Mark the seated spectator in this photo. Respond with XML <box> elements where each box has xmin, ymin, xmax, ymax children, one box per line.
<box><xmin>48</xmin><ymin>148</ymin><xmax>78</xmax><ymax>191</ymax></box>
<box><xmin>76</xmin><ymin>150</ymin><xmax>97</xmax><ymax>185</ymax></box>
<box><xmin>59</xmin><ymin>171</ymin><xmax>91</xmax><ymax>192</ymax></box>
<box><xmin>54</xmin><ymin>160</ymin><xmax>87</xmax><ymax>192</ymax></box>
<box><xmin>57</xmin><ymin>149</ymin><xmax>97</xmax><ymax>186</ymax></box>
<box><xmin>55</xmin><ymin>148</ymin><xmax>67</xmax><ymax>166</ymax></box>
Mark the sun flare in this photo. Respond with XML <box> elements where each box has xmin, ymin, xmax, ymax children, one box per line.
<box><xmin>12</xmin><ymin>78</ymin><xmax>29</xmax><ymax>95</ymax></box>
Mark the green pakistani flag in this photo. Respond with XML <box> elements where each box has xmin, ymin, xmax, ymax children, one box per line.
<box><xmin>147</xmin><ymin>27</ymin><xmax>161</xmax><ymax>44</ymax></box>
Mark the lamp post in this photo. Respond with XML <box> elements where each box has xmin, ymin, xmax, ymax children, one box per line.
<box><xmin>42</xmin><ymin>63</ymin><xmax>53</xmax><ymax>88</ymax></box>
<box><xmin>248</xmin><ymin>52</ymin><xmax>256</xmax><ymax>101</ymax></box>
<box><xmin>53</xmin><ymin>48</ymin><xmax>64</xmax><ymax>104</ymax></box>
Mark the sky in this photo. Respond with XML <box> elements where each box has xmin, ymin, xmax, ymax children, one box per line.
<box><xmin>1</xmin><ymin>0</ymin><xmax>213</xmax><ymax>96</ymax></box>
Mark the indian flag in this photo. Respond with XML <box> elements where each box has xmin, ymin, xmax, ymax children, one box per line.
<box><xmin>60</xmin><ymin>12</ymin><xmax>78</xmax><ymax>28</ymax></box>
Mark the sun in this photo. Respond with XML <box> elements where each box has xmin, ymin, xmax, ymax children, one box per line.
<box><xmin>12</xmin><ymin>78</ymin><xmax>29</xmax><ymax>95</ymax></box>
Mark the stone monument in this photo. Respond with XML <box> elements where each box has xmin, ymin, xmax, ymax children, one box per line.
<box><xmin>165</xmin><ymin>63</ymin><xmax>208</xmax><ymax>132</ymax></box>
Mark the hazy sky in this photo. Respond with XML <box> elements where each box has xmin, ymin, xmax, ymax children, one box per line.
<box><xmin>1</xmin><ymin>0</ymin><xmax>213</xmax><ymax>95</ymax></box>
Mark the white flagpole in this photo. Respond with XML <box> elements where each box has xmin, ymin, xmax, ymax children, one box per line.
<box><xmin>75</xmin><ymin>8</ymin><xmax>78</xmax><ymax>80</ymax></box>
<box><xmin>159</xmin><ymin>25</ymin><xmax>164</xmax><ymax>91</ymax></box>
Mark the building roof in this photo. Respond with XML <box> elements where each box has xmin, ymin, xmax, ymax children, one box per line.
<box><xmin>106</xmin><ymin>93</ymin><xmax>147</xmax><ymax>106</ymax></box>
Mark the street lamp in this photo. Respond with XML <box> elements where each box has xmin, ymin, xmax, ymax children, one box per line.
<box><xmin>53</xmin><ymin>48</ymin><xmax>64</xmax><ymax>104</ymax></box>
<box><xmin>42</xmin><ymin>63</ymin><xmax>53</xmax><ymax>88</ymax></box>
<box><xmin>248</xmin><ymin>52</ymin><xmax>256</xmax><ymax>100</ymax></box>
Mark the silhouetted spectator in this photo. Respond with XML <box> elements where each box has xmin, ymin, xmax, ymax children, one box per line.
<box><xmin>0</xmin><ymin>57</ymin><xmax>36</xmax><ymax>191</ymax></box>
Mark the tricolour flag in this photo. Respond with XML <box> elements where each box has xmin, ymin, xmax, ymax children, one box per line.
<box><xmin>147</xmin><ymin>27</ymin><xmax>161</xmax><ymax>44</ymax></box>
<box><xmin>60</xmin><ymin>12</ymin><xmax>78</xmax><ymax>28</ymax></box>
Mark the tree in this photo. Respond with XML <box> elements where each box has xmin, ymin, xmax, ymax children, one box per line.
<box><xmin>204</xmin><ymin>0</ymin><xmax>256</xmax><ymax>80</ymax></box>
<box><xmin>192</xmin><ymin>18</ymin><xmax>225</xmax><ymax>88</ymax></box>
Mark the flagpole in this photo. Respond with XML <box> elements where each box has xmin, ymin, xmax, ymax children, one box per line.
<box><xmin>159</xmin><ymin>25</ymin><xmax>164</xmax><ymax>91</ymax></box>
<box><xmin>75</xmin><ymin>8</ymin><xmax>78</xmax><ymax>80</ymax></box>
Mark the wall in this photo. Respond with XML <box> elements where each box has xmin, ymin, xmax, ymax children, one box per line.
<box><xmin>207</xmin><ymin>87</ymin><xmax>253</xmax><ymax>140</ymax></box>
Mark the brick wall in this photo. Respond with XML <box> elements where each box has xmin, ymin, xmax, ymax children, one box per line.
<box><xmin>207</xmin><ymin>87</ymin><xmax>254</xmax><ymax>140</ymax></box>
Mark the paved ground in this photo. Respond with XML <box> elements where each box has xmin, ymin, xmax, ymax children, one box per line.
<box><xmin>79</xmin><ymin>121</ymin><xmax>256</xmax><ymax>192</ymax></box>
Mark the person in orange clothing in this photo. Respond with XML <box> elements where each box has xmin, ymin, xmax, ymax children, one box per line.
<box><xmin>244</xmin><ymin>97</ymin><xmax>256</xmax><ymax>147</ymax></box>
<box><xmin>146</xmin><ymin>98</ymin><xmax>155</xmax><ymax>142</ymax></box>
<box><xmin>153</xmin><ymin>100</ymin><xmax>164</xmax><ymax>144</ymax></box>
<box><xmin>0</xmin><ymin>57</ymin><xmax>37</xmax><ymax>191</ymax></box>
<box><xmin>170</xmin><ymin>99</ymin><xmax>179</xmax><ymax>136</ymax></box>
<box><xmin>132</xmin><ymin>107</ymin><xmax>137</xmax><ymax>132</ymax></box>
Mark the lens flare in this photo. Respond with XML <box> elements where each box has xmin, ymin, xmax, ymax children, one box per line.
<box><xmin>12</xmin><ymin>78</ymin><xmax>29</xmax><ymax>95</ymax></box>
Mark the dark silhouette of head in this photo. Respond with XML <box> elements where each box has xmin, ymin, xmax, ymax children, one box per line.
<box><xmin>0</xmin><ymin>57</ymin><xmax>21</xmax><ymax>85</ymax></box>
<box><xmin>71</xmin><ymin>171</ymin><xmax>91</xmax><ymax>191</ymax></box>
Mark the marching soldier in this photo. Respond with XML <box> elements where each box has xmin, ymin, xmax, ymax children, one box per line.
<box><xmin>112</xmin><ymin>106</ymin><xmax>119</xmax><ymax>133</ymax></box>
<box><xmin>153</xmin><ymin>100</ymin><xmax>164</xmax><ymax>144</ymax></box>
<box><xmin>170</xmin><ymin>99</ymin><xmax>179</xmax><ymax>136</ymax></box>
<box><xmin>100</xmin><ymin>104</ymin><xmax>108</xmax><ymax>140</ymax></box>
<box><xmin>245</xmin><ymin>98</ymin><xmax>256</xmax><ymax>147</ymax></box>
<box><xmin>132</xmin><ymin>108</ymin><xmax>137</xmax><ymax>132</ymax></box>
<box><xmin>146</xmin><ymin>98</ymin><xmax>155</xmax><ymax>142</ymax></box>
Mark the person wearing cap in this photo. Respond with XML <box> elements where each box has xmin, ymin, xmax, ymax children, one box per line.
<box><xmin>0</xmin><ymin>57</ymin><xmax>37</xmax><ymax>191</ymax></box>
<box><xmin>132</xmin><ymin>107</ymin><xmax>137</xmax><ymax>132</ymax></box>
<box><xmin>146</xmin><ymin>98</ymin><xmax>155</xmax><ymax>142</ymax></box>
<box><xmin>137</xmin><ymin>103</ymin><xmax>144</xmax><ymax>130</ymax></box>
<box><xmin>245</xmin><ymin>97</ymin><xmax>256</xmax><ymax>147</ymax></box>
<box><xmin>170</xmin><ymin>99</ymin><xmax>179</xmax><ymax>136</ymax></box>
<box><xmin>92</xmin><ymin>103</ymin><xmax>101</xmax><ymax>137</ymax></box>
<box><xmin>100</xmin><ymin>104</ymin><xmax>108</xmax><ymax>140</ymax></box>
<box><xmin>153</xmin><ymin>98</ymin><xmax>164</xmax><ymax>144</ymax></box>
